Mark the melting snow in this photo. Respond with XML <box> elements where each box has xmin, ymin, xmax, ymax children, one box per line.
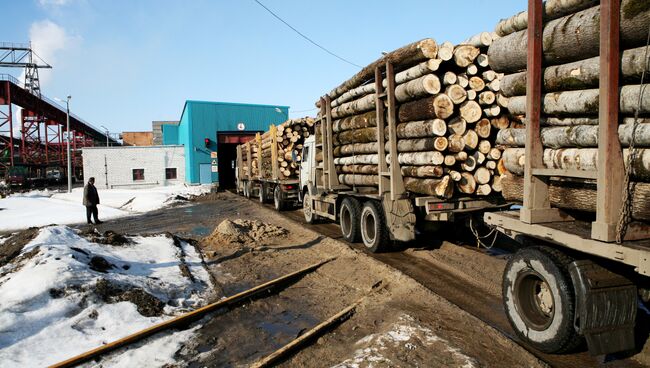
<box><xmin>0</xmin><ymin>225</ymin><xmax>212</xmax><ymax>367</ymax></box>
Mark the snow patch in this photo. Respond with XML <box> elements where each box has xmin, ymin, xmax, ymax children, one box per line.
<box><xmin>0</xmin><ymin>225</ymin><xmax>212</xmax><ymax>367</ymax></box>
<box><xmin>332</xmin><ymin>314</ymin><xmax>477</xmax><ymax>368</ymax></box>
<box><xmin>0</xmin><ymin>184</ymin><xmax>211</xmax><ymax>231</ymax></box>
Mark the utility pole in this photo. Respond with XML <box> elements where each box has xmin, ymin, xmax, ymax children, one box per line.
<box><xmin>66</xmin><ymin>96</ymin><xmax>72</xmax><ymax>193</ymax></box>
<box><xmin>101</xmin><ymin>125</ymin><xmax>109</xmax><ymax>147</ymax></box>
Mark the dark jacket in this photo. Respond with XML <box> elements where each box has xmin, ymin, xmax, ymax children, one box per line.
<box><xmin>83</xmin><ymin>183</ymin><xmax>100</xmax><ymax>206</ymax></box>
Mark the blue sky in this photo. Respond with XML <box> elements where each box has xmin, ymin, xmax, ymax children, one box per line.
<box><xmin>1</xmin><ymin>0</ymin><xmax>525</xmax><ymax>134</ymax></box>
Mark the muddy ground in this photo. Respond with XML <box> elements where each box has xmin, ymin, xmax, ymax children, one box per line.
<box><xmin>17</xmin><ymin>190</ymin><xmax>646</xmax><ymax>367</ymax></box>
<box><xmin>177</xmin><ymin>194</ymin><xmax>545</xmax><ymax>367</ymax></box>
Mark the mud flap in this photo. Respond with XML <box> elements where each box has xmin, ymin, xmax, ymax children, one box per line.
<box><xmin>569</xmin><ymin>260</ymin><xmax>637</xmax><ymax>355</ymax></box>
<box><xmin>382</xmin><ymin>194</ymin><xmax>416</xmax><ymax>242</ymax></box>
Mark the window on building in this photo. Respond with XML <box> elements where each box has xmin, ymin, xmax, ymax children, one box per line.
<box><xmin>165</xmin><ymin>168</ymin><xmax>177</xmax><ymax>180</ymax></box>
<box><xmin>132</xmin><ymin>169</ymin><xmax>145</xmax><ymax>181</ymax></box>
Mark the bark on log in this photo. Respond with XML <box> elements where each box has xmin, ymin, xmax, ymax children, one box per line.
<box><xmin>459</xmin><ymin>101</ymin><xmax>482</xmax><ymax>123</ymax></box>
<box><xmin>334</xmin><ymin>142</ymin><xmax>378</xmax><ymax>156</ymax></box>
<box><xmin>462</xmin><ymin>32</ymin><xmax>493</xmax><ymax>47</ymax></box>
<box><xmin>395</xmin><ymin>137</ymin><xmax>448</xmax><ymax>152</ymax></box>
<box><xmin>522</xmin><ymin>116</ymin><xmax>650</xmax><ymax>126</ymax></box>
<box><xmin>507</xmin><ymin>84</ymin><xmax>650</xmax><ymax>115</ymax></box>
<box><xmin>339</xmin><ymin>174</ymin><xmax>378</xmax><ymax>186</ymax></box>
<box><xmin>448</xmin><ymin>117</ymin><xmax>467</xmax><ymax>135</ymax></box>
<box><xmin>453</xmin><ymin>45</ymin><xmax>480</xmax><ymax>68</ymax></box>
<box><xmin>333</xmin><ymin>127</ymin><xmax>377</xmax><ymax>145</ymax></box>
<box><xmin>395</xmin><ymin>74</ymin><xmax>441</xmax><ymax>103</ymax></box>
<box><xmin>500</xmin><ymin>46</ymin><xmax>650</xmax><ymax>97</ymax></box>
<box><xmin>326</xmin><ymin>38</ymin><xmax>438</xmax><ymax>101</ymax></box>
<box><xmin>337</xmin><ymin>164</ymin><xmax>379</xmax><ymax>175</ymax></box>
<box><xmin>333</xmin><ymin>111</ymin><xmax>377</xmax><ymax>132</ymax></box>
<box><xmin>396</xmin><ymin>119</ymin><xmax>447</xmax><ymax>138</ymax></box>
<box><xmin>388</xmin><ymin>151</ymin><xmax>445</xmax><ymax>165</ymax></box>
<box><xmin>331</xmin><ymin>94</ymin><xmax>376</xmax><ymax>119</ymax></box>
<box><xmin>494</xmin><ymin>0</ymin><xmax>598</xmax><ymax>36</ymax></box>
<box><xmin>389</xmin><ymin>59</ymin><xmax>444</xmax><ymax>87</ymax></box>
<box><xmin>502</xmin><ymin>147</ymin><xmax>650</xmax><ymax>181</ymax></box>
<box><xmin>404</xmin><ymin>176</ymin><xmax>453</xmax><ymax>198</ymax></box>
<box><xmin>458</xmin><ymin>172</ymin><xmax>477</xmax><ymax>194</ymax></box>
<box><xmin>331</xmin><ymin>84</ymin><xmax>375</xmax><ymax>109</ymax></box>
<box><xmin>488</xmin><ymin>0</ymin><xmax>650</xmax><ymax>73</ymax></box>
<box><xmin>398</xmin><ymin>94</ymin><xmax>454</xmax><ymax>122</ymax></box>
<box><xmin>501</xmin><ymin>173</ymin><xmax>650</xmax><ymax>221</ymax></box>
<box><xmin>334</xmin><ymin>154</ymin><xmax>378</xmax><ymax>165</ymax></box>
<box><xmin>497</xmin><ymin>124</ymin><xmax>650</xmax><ymax>148</ymax></box>
<box><xmin>446</xmin><ymin>84</ymin><xmax>468</xmax><ymax>105</ymax></box>
<box><xmin>401</xmin><ymin>165</ymin><xmax>444</xmax><ymax>178</ymax></box>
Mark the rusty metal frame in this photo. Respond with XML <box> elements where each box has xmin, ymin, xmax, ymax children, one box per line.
<box><xmin>0</xmin><ymin>81</ymin><xmax>13</xmax><ymax>172</ymax></box>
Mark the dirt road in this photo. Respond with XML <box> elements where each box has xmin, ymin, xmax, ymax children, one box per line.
<box><xmin>92</xmin><ymin>192</ymin><xmax>648</xmax><ymax>367</ymax></box>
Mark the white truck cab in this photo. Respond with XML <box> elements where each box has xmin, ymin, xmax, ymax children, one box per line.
<box><xmin>300</xmin><ymin>135</ymin><xmax>316</xmax><ymax>199</ymax></box>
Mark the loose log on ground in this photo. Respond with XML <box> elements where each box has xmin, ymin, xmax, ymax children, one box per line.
<box><xmin>398</xmin><ymin>94</ymin><xmax>454</xmax><ymax>122</ymax></box>
<box><xmin>500</xmin><ymin>46</ymin><xmax>650</xmax><ymax>97</ymax></box>
<box><xmin>396</xmin><ymin>119</ymin><xmax>447</xmax><ymax>138</ymax></box>
<box><xmin>326</xmin><ymin>39</ymin><xmax>439</xmax><ymax>101</ymax></box>
<box><xmin>502</xmin><ymin>147</ymin><xmax>650</xmax><ymax>180</ymax></box>
<box><xmin>488</xmin><ymin>0</ymin><xmax>650</xmax><ymax>73</ymax></box>
<box><xmin>494</xmin><ymin>0</ymin><xmax>598</xmax><ymax>37</ymax></box>
<box><xmin>446</xmin><ymin>84</ymin><xmax>468</xmax><ymax>104</ymax></box>
<box><xmin>500</xmin><ymin>173</ymin><xmax>650</xmax><ymax>221</ymax></box>
<box><xmin>508</xmin><ymin>84</ymin><xmax>650</xmax><ymax>115</ymax></box>
<box><xmin>453</xmin><ymin>45</ymin><xmax>480</xmax><ymax>67</ymax></box>
<box><xmin>395</xmin><ymin>74</ymin><xmax>441</xmax><ymax>103</ymax></box>
<box><xmin>404</xmin><ymin>175</ymin><xmax>453</xmax><ymax>198</ymax></box>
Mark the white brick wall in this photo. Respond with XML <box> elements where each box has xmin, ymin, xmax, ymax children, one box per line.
<box><xmin>82</xmin><ymin>145</ymin><xmax>185</xmax><ymax>189</ymax></box>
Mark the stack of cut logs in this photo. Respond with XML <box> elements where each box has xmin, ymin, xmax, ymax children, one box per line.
<box><xmin>259</xmin><ymin>117</ymin><xmax>315</xmax><ymax>179</ymax></box>
<box><xmin>316</xmin><ymin>36</ymin><xmax>510</xmax><ymax>198</ymax></box>
<box><xmin>488</xmin><ymin>0</ymin><xmax>650</xmax><ymax>221</ymax></box>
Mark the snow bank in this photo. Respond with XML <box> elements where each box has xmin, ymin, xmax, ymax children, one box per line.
<box><xmin>0</xmin><ymin>185</ymin><xmax>211</xmax><ymax>231</ymax></box>
<box><xmin>0</xmin><ymin>225</ymin><xmax>212</xmax><ymax>367</ymax></box>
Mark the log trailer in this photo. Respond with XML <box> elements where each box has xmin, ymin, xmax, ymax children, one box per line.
<box><xmin>236</xmin><ymin>126</ymin><xmax>300</xmax><ymax>211</ymax></box>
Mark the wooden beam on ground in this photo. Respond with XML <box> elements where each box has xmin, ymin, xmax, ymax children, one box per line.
<box><xmin>49</xmin><ymin>258</ymin><xmax>335</xmax><ymax>368</ymax></box>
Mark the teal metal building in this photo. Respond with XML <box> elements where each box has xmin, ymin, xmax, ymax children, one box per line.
<box><xmin>163</xmin><ymin>100</ymin><xmax>289</xmax><ymax>186</ymax></box>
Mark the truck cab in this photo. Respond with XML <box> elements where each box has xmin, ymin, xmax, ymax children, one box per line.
<box><xmin>299</xmin><ymin>135</ymin><xmax>316</xmax><ymax>200</ymax></box>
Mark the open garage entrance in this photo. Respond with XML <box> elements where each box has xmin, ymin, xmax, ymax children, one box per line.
<box><xmin>216</xmin><ymin>132</ymin><xmax>258</xmax><ymax>188</ymax></box>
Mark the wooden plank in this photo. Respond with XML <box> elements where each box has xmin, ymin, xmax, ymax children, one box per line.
<box><xmin>531</xmin><ymin>168</ymin><xmax>598</xmax><ymax>180</ymax></box>
<box><xmin>49</xmin><ymin>259</ymin><xmax>335</xmax><ymax>368</ymax></box>
<box><xmin>592</xmin><ymin>0</ymin><xmax>625</xmax><ymax>242</ymax></box>
<box><xmin>521</xmin><ymin>0</ymin><xmax>566</xmax><ymax>223</ymax></box>
<box><xmin>374</xmin><ymin>66</ymin><xmax>390</xmax><ymax>195</ymax></box>
<box><xmin>251</xmin><ymin>299</ymin><xmax>361</xmax><ymax>368</ymax></box>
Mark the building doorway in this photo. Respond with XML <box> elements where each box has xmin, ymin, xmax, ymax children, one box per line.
<box><xmin>216</xmin><ymin>132</ymin><xmax>258</xmax><ymax>188</ymax></box>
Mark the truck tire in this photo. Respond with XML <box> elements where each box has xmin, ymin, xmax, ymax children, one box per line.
<box><xmin>259</xmin><ymin>183</ymin><xmax>267</xmax><ymax>204</ymax></box>
<box><xmin>503</xmin><ymin>246</ymin><xmax>583</xmax><ymax>353</ymax></box>
<box><xmin>360</xmin><ymin>200</ymin><xmax>389</xmax><ymax>253</ymax></box>
<box><xmin>274</xmin><ymin>185</ymin><xmax>286</xmax><ymax>211</ymax></box>
<box><xmin>303</xmin><ymin>191</ymin><xmax>318</xmax><ymax>224</ymax></box>
<box><xmin>339</xmin><ymin>197</ymin><xmax>362</xmax><ymax>243</ymax></box>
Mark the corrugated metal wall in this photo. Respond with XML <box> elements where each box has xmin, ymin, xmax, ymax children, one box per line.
<box><xmin>176</xmin><ymin>101</ymin><xmax>289</xmax><ymax>184</ymax></box>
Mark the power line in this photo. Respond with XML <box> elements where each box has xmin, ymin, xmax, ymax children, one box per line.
<box><xmin>252</xmin><ymin>0</ymin><xmax>362</xmax><ymax>68</ymax></box>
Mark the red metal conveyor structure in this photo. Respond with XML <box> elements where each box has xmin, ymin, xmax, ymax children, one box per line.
<box><xmin>0</xmin><ymin>73</ymin><xmax>117</xmax><ymax>180</ymax></box>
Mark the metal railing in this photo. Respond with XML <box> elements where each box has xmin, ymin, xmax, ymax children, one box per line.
<box><xmin>0</xmin><ymin>42</ymin><xmax>31</xmax><ymax>50</ymax></box>
<box><xmin>0</xmin><ymin>73</ymin><xmax>20</xmax><ymax>85</ymax></box>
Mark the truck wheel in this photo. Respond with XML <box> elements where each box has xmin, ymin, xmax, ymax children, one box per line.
<box><xmin>503</xmin><ymin>246</ymin><xmax>583</xmax><ymax>353</ymax></box>
<box><xmin>259</xmin><ymin>183</ymin><xmax>267</xmax><ymax>204</ymax></box>
<box><xmin>274</xmin><ymin>185</ymin><xmax>286</xmax><ymax>211</ymax></box>
<box><xmin>302</xmin><ymin>191</ymin><xmax>318</xmax><ymax>224</ymax></box>
<box><xmin>360</xmin><ymin>200</ymin><xmax>389</xmax><ymax>253</ymax></box>
<box><xmin>339</xmin><ymin>197</ymin><xmax>362</xmax><ymax>243</ymax></box>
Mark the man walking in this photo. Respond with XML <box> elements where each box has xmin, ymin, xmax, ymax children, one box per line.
<box><xmin>83</xmin><ymin>177</ymin><xmax>102</xmax><ymax>225</ymax></box>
